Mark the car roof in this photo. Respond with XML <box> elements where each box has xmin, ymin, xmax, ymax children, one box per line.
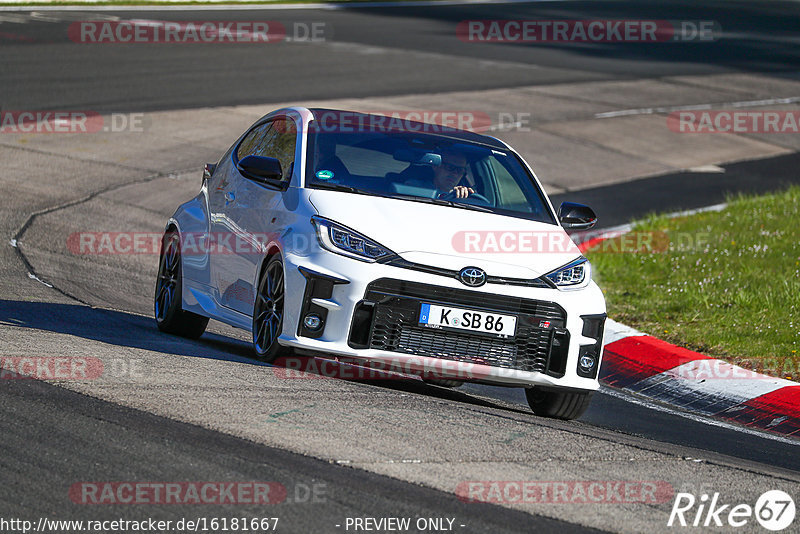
<box><xmin>307</xmin><ymin>108</ymin><xmax>507</xmax><ymax>150</ymax></box>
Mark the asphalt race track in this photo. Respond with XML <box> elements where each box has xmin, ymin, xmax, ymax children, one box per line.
<box><xmin>3</xmin><ymin>1</ymin><xmax>800</xmax><ymax>113</ymax></box>
<box><xmin>2</xmin><ymin>1</ymin><xmax>800</xmax><ymax>533</ymax></box>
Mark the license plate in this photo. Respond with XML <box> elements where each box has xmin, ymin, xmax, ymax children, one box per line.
<box><xmin>418</xmin><ymin>303</ymin><xmax>517</xmax><ymax>337</ymax></box>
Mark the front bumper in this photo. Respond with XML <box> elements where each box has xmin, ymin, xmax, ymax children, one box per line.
<box><xmin>279</xmin><ymin>249</ymin><xmax>606</xmax><ymax>390</ymax></box>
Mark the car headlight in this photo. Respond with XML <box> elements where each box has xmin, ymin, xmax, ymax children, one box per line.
<box><xmin>544</xmin><ymin>257</ymin><xmax>591</xmax><ymax>289</ymax></box>
<box><xmin>311</xmin><ymin>216</ymin><xmax>393</xmax><ymax>262</ymax></box>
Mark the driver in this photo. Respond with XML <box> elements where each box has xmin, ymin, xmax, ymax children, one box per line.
<box><xmin>433</xmin><ymin>149</ymin><xmax>474</xmax><ymax>199</ymax></box>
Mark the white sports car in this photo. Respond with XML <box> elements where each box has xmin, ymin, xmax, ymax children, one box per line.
<box><xmin>155</xmin><ymin>107</ymin><xmax>606</xmax><ymax>420</ymax></box>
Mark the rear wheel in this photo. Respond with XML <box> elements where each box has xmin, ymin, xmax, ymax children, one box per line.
<box><xmin>154</xmin><ymin>230</ymin><xmax>208</xmax><ymax>339</ymax></box>
<box><xmin>253</xmin><ymin>255</ymin><xmax>286</xmax><ymax>362</ymax></box>
<box><xmin>525</xmin><ymin>388</ymin><xmax>593</xmax><ymax>420</ymax></box>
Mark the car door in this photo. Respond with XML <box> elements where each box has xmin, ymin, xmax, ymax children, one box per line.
<box><xmin>209</xmin><ymin>117</ymin><xmax>297</xmax><ymax>315</ymax></box>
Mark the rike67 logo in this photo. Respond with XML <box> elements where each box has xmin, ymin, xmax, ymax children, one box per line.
<box><xmin>668</xmin><ymin>490</ymin><xmax>795</xmax><ymax>531</ymax></box>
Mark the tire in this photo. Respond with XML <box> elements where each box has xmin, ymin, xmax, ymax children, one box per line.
<box><xmin>252</xmin><ymin>255</ymin><xmax>286</xmax><ymax>362</ymax></box>
<box><xmin>154</xmin><ymin>230</ymin><xmax>209</xmax><ymax>339</ymax></box>
<box><xmin>525</xmin><ymin>388</ymin><xmax>594</xmax><ymax>420</ymax></box>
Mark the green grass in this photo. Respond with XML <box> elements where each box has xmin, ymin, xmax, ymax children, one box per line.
<box><xmin>588</xmin><ymin>186</ymin><xmax>799</xmax><ymax>381</ymax></box>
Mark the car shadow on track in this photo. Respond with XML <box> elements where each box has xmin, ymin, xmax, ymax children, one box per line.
<box><xmin>0</xmin><ymin>299</ymin><xmax>260</xmax><ymax>365</ymax></box>
<box><xmin>0</xmin><ymin>299</ymin><xmax>523</xmax><ymax>414</ymax></box>
<box><xmin>355</xmin><ymin>375</ymin><xmax>532</xmax><ymax>414</ymax></box>
<box><xmin>268</xmin><ymin>352</ymin><xmax>534</xmax><ymax>414</ymax></box>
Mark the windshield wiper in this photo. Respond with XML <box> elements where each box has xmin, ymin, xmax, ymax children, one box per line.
<box><xmin>311</xmin><ymin>184</ymin><xmax>493</xmax><ymax>213</ymax></box>
<box><xmin>309</xmin><ymin>182</ymin><xmax>383</xmax><ymax>197</ymax></box>
<box><xmin>386</xmin><ymin>193</ymin><xmax>494</xmax><ymax>213</ymax></box>
<box><xmin>389</xmin><ymin>193</ymin><xmax>442</xmax><ymax>204</ymax></box>
<box><xmin>445</xmin><ymin>201</ymin><xmax>493</xmax><ymax>213</ymax></box>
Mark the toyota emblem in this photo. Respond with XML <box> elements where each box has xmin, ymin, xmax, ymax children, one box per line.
<box><xmin>458</xmin><ymin>267</ymin><xmax>487</xmax><ymax>287</ymax></box>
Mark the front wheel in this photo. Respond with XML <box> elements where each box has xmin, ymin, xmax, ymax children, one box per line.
<box><xmin>154</xmin><ymin>230</ymin><xmax>208</xmax><ymax>339</ymax></box>
<box><xmin>525</xmin><ymin>388</ymin><xmax>593</xmax><ymax>420</ymax></box>
<box><xmin>252</xmin><ymin>255</ymin><xmax>286</xmax><ymax>362</ymax></box>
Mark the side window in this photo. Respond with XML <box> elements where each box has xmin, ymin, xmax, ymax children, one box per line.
<box><xmin>256</xmin><ymin>119</ymin><xmax>296</xmax><ymax>178</ymax></box>
<box><xmin>237</xmin><ymin>122</ymin><xmax>272</xmax><ymax>161</ymax></box>
<box><xmin>236</xmin><ymin>119</ymin><xmax>298</xmax><ymax>181</ymax></box>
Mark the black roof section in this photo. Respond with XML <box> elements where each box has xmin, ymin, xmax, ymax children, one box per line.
<box><xmin>307</xmin><ymin>108</ymin><xmax>506</xmax><ymax>150</ymax></box>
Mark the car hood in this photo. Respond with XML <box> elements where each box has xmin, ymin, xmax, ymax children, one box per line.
<box><xmin>309</xmin><ymin>190</ymin><xmax>581</xmax><ymax>279</ymax></box>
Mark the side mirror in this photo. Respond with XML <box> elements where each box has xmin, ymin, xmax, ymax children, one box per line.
<box><xmin>559</xmin><ymin>202</ymin><xmax>597</xmax><ymax>230</ymax></box>
<box><xmin>238</xmin><ymin>155</ymin><xmax>282</xmax><ymax>183</ymax></box>
<box><xmin>202</xmin><ymin>162</ymin><xmax>217</xmax><ymax>184</ymax></box>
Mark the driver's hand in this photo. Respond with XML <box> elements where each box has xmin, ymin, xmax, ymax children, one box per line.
<box><xmin>450</xmin><ymin>186</ymin><xmax>474</xmax><ymax>198</ymax></box>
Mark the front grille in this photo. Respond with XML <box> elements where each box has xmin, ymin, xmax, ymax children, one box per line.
<box><xmin>366</xmin><ymin>279</ymin><xmax>565</xmax><ymax>319</ymax></box>
<box><xmin>351</xmin><ymin>278</ymin><xmax>569</xmax><ymax>376</ymax></box>
<box><xmin>380</xmin><ymin>256</ymin><xmax>551</xmax><ymax>288</ymax></box>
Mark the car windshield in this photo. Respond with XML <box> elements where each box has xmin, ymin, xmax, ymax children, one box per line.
<box><xmin>305</xmin><ymin>124</ymin><xmax>556</xmax><ymax>224</ymax></box>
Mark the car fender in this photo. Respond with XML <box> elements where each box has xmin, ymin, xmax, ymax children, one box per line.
<box><xmin>253</xmin><ymin>239</ymin><xmax>284</xmax><ymax>285</ymax></box>
<box><xmin>167</xmin><ymin>192</ymin><xmax>212</xmax><ymax>288</ymax></box>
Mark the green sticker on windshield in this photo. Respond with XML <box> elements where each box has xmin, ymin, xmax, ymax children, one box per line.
<box><xmin>316</xmin><ymin>170</ymin><xmax>334</xmax><ymax>180</ymax></box>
